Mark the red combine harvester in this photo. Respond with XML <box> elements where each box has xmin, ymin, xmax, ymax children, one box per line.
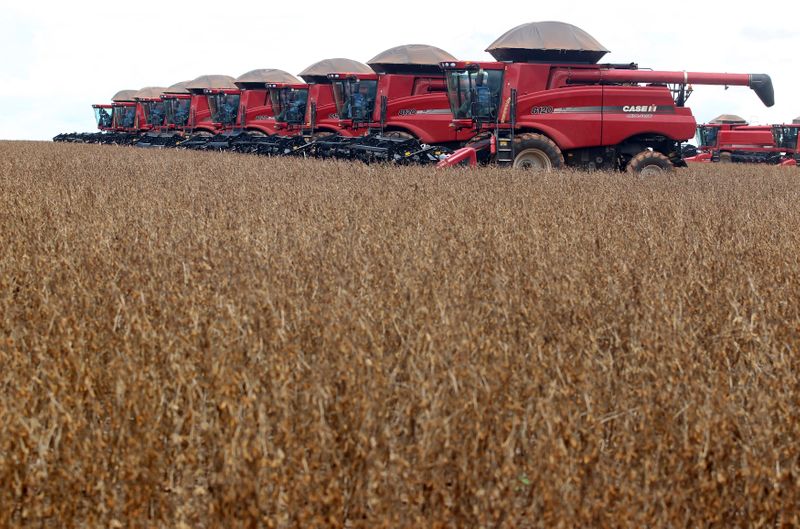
<box><xmin>686</xmin><ymin>114</ymin><xmax>798</xmax><ymax>166</ymax></box>
<box><xmin>254</xmin><ymin>58</ymin><xmax>374</xmax><ymax>155</ymax></box>
<box><xmin>135</xmin><ymin>81</ymin><xmax>192</xmax><ymax>148</ymax></box>
<box><xmin>54</xmin><ymin>90</ymin><xmax>129</xmax><ymax>144</ymax></box>
<box><xmin>101</xmin><ymin>88</ymin><xmax>165</xmax><ymax>145</ymax></box>
<box><xmin>436</xmin><ymin>21</ymin><xmax>774</xmax><ymax>173</ymax></box>
<box><xmin>54</xmin><ymin>89</ymin><xmax>142</xmax><ymax>144</ymax></box>
<box><xmin>133</xmin><ymin>87</ymin><xmax>169</xmax><ymax>134</ymax></box>
<box><xmin>189</xmin><ymin>69</ymin><xmax>303</xmax><ymax>151</ymax></box>
<box><xmin>313</xmin><ymin>44</ymin><xmax>468</xmax><ymax>162</ymax></box>
<box><xmin>682</xmin><ymin>114</ymin><xmax>747</xmax><ymax>158</ymax></box>
<box><xmin>174</xmin><ymin>75</ymin><xmax>239</xmax><ymax>149</ymax></box>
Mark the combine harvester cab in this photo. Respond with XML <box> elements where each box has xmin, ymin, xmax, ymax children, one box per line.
<box><xmin>773</xmin><ymin>118</ymin><xmax>800</xmax><ymax>166</ymax></box>
<box><xmin>436</xmin><ymin>21</ymin><xmax>774</xmax><ymax>173</ymax></box>
<box><xmin>252</xmin><ymin>58</ymin><xmax>373</xmax><ymax>157</ymax></box>
<box><xmin>315</xmin><ymin>44</ymin><xmax>469</xmax><ymax>163</ymax></box>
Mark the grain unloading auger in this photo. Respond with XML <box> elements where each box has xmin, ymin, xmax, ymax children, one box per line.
<box><xmin>435</xmin><ymin>21</ymin><xmax>774</xmax><ymax>173</ymax></box>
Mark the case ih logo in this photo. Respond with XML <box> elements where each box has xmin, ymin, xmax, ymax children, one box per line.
<box><xmin>623</xmin><ymin>105</ymin><xmax>658</xmax><ymax>113</ymax></box>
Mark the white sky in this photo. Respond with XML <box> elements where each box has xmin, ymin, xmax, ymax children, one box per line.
<box><xmin>1</xmin><ymin>0</ymin><xmax>798</xmax><ymax>140</ymax></box>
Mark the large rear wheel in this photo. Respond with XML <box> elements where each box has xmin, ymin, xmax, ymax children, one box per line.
<box><xmin>719</xmin><ymin>151</ymin><xmax>733</xmax><ymax>164</ymax></box>
<box><xmin>626</xmin><ymin>150</ymin><xmax>674</xmax><ymax>176</ymax></box>
<box><xmin>512</xmin><ymin>133</ymin><xmax>564</xmax><ymax>171</ymax></box>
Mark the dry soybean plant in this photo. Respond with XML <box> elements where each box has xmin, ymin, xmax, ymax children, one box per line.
<box><xmin>0</xmin><ymin>141</ymin><xmax>799</xmax><ymax>528</ymax></box>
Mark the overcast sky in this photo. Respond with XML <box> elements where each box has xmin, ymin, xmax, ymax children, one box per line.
<box><xmin>1</xmin><ymin>0</ymin><xmax>797</xmax><ymax>140</ymax></box>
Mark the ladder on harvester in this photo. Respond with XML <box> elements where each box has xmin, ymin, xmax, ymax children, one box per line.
<box><xmin>495</xmin><ymin>130</ymin><xmax>514</xmax><ymax>165</ymax></box>
<box><xmin>494</xmin><ymin>89</ymin><xmax>517</xmax><ymax>166</ymax></box>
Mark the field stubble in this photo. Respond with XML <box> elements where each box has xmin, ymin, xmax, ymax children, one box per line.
<box><xmin>0</xmin><ymin>141</ymin><xmax>799</xmax><ymax>528</ymax></box>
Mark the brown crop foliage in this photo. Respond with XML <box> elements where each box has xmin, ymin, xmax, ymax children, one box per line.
<box><xmin>1</xmin><ymin>140</ymin><xmax>799</xmax><ymax>528</ymax></box>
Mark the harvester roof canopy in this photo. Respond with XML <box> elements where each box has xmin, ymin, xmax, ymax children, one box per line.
<box><xmin>486</xmin><ymin>21</ymin><xmax>609</xmax><ymax>63</ymax></box>
<box><xmin>368</xmin><ymin>44</ymin><xmax>456</xmax><ymax>74</ymax></box>
<box><xmin>134</xmin><ymin>86</ymin><xmax>168</xmax><ymax>100</ymax></box>
<box><xmin>164</xmin><ymin>81</ymin><xmax>192</xmax><ymax>94</ymax></box>
<box><xmin>235</xmin><ymin>69</ymin><xmax>301</xmax><ymax>88</ymax></box>
<box><xmin>186</xmin><ymin>75</ymin><xmax>238</xmax><ymax>91</ymax></box>
<box><xmin>112</xmin><ymin>89</ymin><xmax>139</xmax><ymax>102</ymax></box>
<box><xmin>709</xmin><ymin>114</ymin><xmax>748</xmax><ymax>124</ymax></box>
<box><xmin>299</xmin><ymin>58</ymin><xmax>372</xmax><ymax>82</ymax></box>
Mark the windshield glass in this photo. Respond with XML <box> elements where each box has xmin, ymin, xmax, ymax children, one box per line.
<box><xmin>165</xmin><ymin>97</ymin><xmax>191</xmax><ymax>126</ymax></box>
<box><xmin>94</xmin><ymin>107</ymin><xmax>113</xmax><ymax>129</ymax></box>
<box><xmin>208</xmin><ymin>93</ymin><xmax>240</xmax><ymax>125</ymax></box>
<box><xmin>141</xmin><ymin>101</ymin><xmax>166</xmax><ymax>126</ymax></box>
<box><xmin>270</xmin><ymin>87</ymin><xmax>308</xmax><ymax>124</ymax></box>
<box><xmin>445</xmin><ymin>68</ymin><xmax>503</xmax><ymax>121</ymax></box>
<box><xmin>773</xmin><ymin>126</ymin><xmax>799</xmax><ymax>151</ymax></box>
<box><xmin>332</xmin><ymin>79</ymin><xmax>377</xmax><ymax>121</ymax></box>
<box><xmin>696</xmin><ymin>125</ymin><xmax>719</xmax><ymax>148</ymax></box>
<box><xmin>112</xmin><ymin>104</ymin><xmax>137</xmax><ymax>129</ymax></box>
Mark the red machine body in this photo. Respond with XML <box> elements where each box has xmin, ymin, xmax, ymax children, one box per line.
<box><xmin>688</xmin><ymin>120</ymin><xmax>799</xmax><ymax>165</ymax></box>
<box><xmin>237</xmin><ymin>87</ymin><xmax>279</xmax><ymax>135</ymax></box>
<box><xmin>437</xmin><ymin>59</ymin><xmax>774</xmax><ymax>171</ymax></box>
<box><xmin>266</xmin><ymin>82</ymin><xmax>358</xmax><ymax>137</ymax></box>
<box><xmin>195</xmin><ymin>71</ymin><xmax>304</xmax><ymax>138</ymax></box>
<box><xmin>327</xmin><ymin>71</ymin><xmax>473</xmax><ymax>146</ymax></box>
<box><xmin>185</xmin><ymin>88</ymin><xmax>239</xmax><ymax>133</ymax></box>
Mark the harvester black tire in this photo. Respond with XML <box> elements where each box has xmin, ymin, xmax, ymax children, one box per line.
<box><xmin>719</xmin><ymin>151</ymin><xmax>733</xmax><ymax>164</ymax></box>
<box><xmin>383</xmin><ymin>130</ymin><xmax>416</xmax><ymax>140</ymax></box>
<box><xmin>681</xmin><ymin>144</ymin><xmax>698</xmax><ymax>158</ymax></box>
<box><xmin>465</xmin><ymin>132</ymin><xmax>493</xmax><ymax>147</ymax></box>
<box><xmin>626</xmin><ymin>150</ymin><xmax>674</xmax><ymax>175</ymax></box>
<box><xmin>512</xmin><ymin>133</ymin><xmax>564</xmax><ymax>171</ymax></box>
